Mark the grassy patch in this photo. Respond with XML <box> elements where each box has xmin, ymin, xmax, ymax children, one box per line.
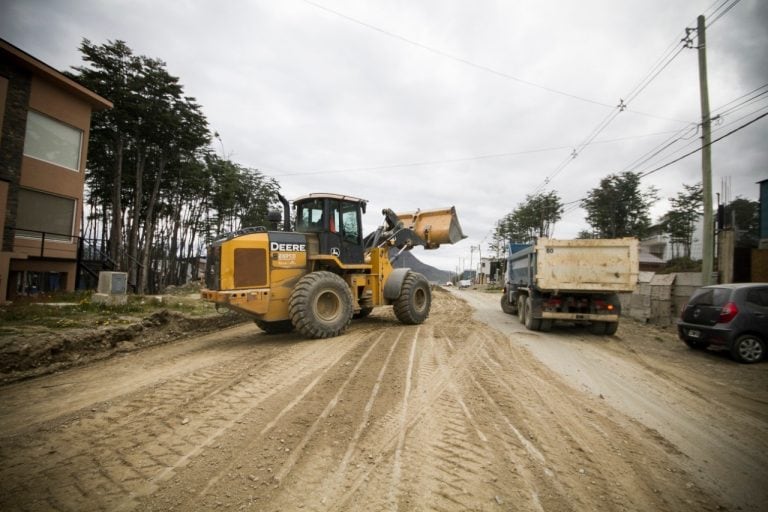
<box><xmin>0</xmin><ymin>291</ymin><xmax>218</xmax><ymax>332</ymax></box>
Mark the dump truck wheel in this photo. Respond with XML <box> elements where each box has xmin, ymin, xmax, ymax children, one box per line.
<box><xmin>289</xmin><ymin>271</ymin><xmax>353</xmax><ymax>339</ymax></box>
<box><xmin>394</xmin><ymin>272</ymin><xmax>431</xmax><ymax>325</ymax></box>
<box><xmin>254</xmin><ymin>319</ymin><xmax>294</xmax><ymax>334</ymax></box>
<box><xmin>589</xmin><ymin>322</ymin><xmax>608</xmax><ymax>335</ymax></box>
<box><xmin>353</xmin><ymin>307</ymin><xmax>374</xmax><ymax>319</ymax></box>
<box><xmin>500</xmin><ymin>293</ymin><xmax>516</xmax><ymax>315</ymax></box>
<box><xmin>524</xmin><ymin>296</ymin><xmax>541</xmax><ymax>331</ymax></box>
<box><xmin>517</xmin><ymin>296</ymin><xmax>526</xmax><ymax>324</ymax></box>
<box><xmin>604</xmin><ymin>321</ymin><xmax>619</xmax><ymax>336</ymax></box>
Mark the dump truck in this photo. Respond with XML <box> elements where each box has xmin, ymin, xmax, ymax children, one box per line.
<box><xmin>500</xmin><ymin>237</ymin><xmax>639</xmax><ymax>334</ymax></box>
<box><xmin>202</xmin><ymin>193</ymin><xmax>465</xmax><ymax>338</ymax></box>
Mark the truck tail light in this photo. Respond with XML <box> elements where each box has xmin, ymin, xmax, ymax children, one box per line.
<box><xmin>718</xmin><ymin>302</ymin><xmax>739</xmax><ymax>323</ymax></box>
<box><xmin>593</xmin><ymin>300</ymin><xmax>615</xmax><ymax>312</ymax></box>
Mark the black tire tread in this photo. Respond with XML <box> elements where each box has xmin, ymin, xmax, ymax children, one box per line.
<box><xmin>500</xmin><ymin>293</ymin><xmax>516</xmax><ymax>315</ymax></box>
<box><xmin>288</xmin><ymin>271</ymin><xmax>353</xmax><ymax>339</ymax></box>
<box><xmin>393</xmin><ymin>272</ymin><xmax>431</xmax><ymax>325</ymax></box>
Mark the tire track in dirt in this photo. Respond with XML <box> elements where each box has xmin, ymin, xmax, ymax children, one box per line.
<box><xmin>0</xmin><ymin>333</ymin><xmax>361</xmax><ymax>512</ymax></box>
<box><xmin>1</xmin><ymin>290</ymin><xmax>735</xmax><ymax>511</ymax></box>
<box><xmin>476</xmin><ymin>321</ymin><xmax>720</xmax><ymax>512</ymax></box>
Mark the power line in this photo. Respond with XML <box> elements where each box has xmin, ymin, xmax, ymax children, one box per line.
<box><xmin>638</xmin><ymin>110</ymin><xmax>767</xmax><ymax>178</ymax></box>
<box><xmin>301</xmin><ymin>0</ymin><xmax>615</xmax><ymax>108</ymax></box>
<box><xmin>556</xmin><ymin>100</ymin><xmax>766</xmax><ymax>217</ymax></box>
<box><xmin>632</xmin><ymin>100</ymin><xmax>768</xmax><ymax>175</ymax></box>
<box><xmin>617</xmin><ymin>84</ymin><xmax>768</xmax><ymax>175</ymax></box>
<box><xmin>268</xmin><ymin>130</ymin><xmax>680</xmax><ymax>177</ymax></box>
<box><xmin>712</xmin><ymin>84</ymin><xmax>768</xmax><ymax>117</ymax></box>
<box><xmin>706</xmin><ymin>0</ymin><xmax>743</xmax><ymax>27</ymax></box>
<box><xmin>529</xmin><ymin>22</ymin><xmax>693</xmax><ymax>194</ymax></box>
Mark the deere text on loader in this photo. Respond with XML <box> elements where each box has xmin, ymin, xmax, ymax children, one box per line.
<box><xmin>201</xmin><ymin>193</ymin><xmax>465</xmax><ymax>338</ymax></box>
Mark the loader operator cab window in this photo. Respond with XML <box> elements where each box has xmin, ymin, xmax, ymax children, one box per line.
<box><xmin>296</xmin><ymin>199</ymin><xmax>325</xmax><ymax>232</ymax></box>
<box><xmin>341</xmin><ymin>202</ymin><xmax>360</xmax><ymax>244</ymax></box>
<box><xmin>295</xmin><ymin>196</ymin><xmax>365</xmax><ymax>264</ymax></box>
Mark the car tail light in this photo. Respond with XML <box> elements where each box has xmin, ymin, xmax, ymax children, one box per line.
<box><xmin>718</xmin><ymin>302</ymin><xmax>739</xmax><ymax>323</ymax></box>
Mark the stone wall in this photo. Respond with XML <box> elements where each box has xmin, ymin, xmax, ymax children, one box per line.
<box><xmin>0</xmin><ymin>61</ymin><xmax>31</xmax><ymax>252</ymax></box>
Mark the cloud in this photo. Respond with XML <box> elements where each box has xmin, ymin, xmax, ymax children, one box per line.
<box><xmin>2</xmin><ymin>0</ymin><xmax>765</xmax><ymax>272</ymax></box>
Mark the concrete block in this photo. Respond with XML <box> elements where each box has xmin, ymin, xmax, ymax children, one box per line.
<box><xmin>92</xmin><ymin>293</ymin><xmax>128</xmax><ymax>306</ymax></box>
<box><xmin>97</xmin><ymin>272</ymin><xmax>128</xmax><ymax>295</ymax></box>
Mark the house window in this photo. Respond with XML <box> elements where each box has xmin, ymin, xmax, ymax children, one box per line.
<box><xmin>16</xmin><ymin>188</ymin><xmax>76</xmax><ymax>241</ymax></box>
<box><xmin>23</xmin><ymin>110</ymin><xmax>82</xmax><ymax>171</ymax></box>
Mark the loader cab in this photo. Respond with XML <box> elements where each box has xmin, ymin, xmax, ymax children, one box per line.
<box><xmin>294</xmin><ymin>194</ymin><xmax>367</xmax><ymax>264</ymax></box>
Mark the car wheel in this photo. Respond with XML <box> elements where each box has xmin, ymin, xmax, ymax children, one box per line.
<box><xmin>730</xmin><ymin>334</ymin><xmax>765</xmax><ymax>364</ymax></box>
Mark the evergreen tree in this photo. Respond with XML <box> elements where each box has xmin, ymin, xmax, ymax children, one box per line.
<box><xmin>659</xmin><ymin>183</ymin><xmax>702</xmax><ymax>259</ymax></box>
<box><xmin>581</xmin><ymin>172</ymin><xmax>658</xmax><ymax>239</ymax></box>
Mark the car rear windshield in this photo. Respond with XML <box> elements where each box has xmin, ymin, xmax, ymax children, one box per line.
<box><xmin>688</xmin><ymin>287</ymin><xmax>731</xmax><ymax>307</ymax></box>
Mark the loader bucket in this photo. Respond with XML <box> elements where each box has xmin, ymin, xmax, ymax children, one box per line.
<box><xmin>395</xmin><ymin>207</ymin><xmax>466</xmax><ymax>249</ymax></box>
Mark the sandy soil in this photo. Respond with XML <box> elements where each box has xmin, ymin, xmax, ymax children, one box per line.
<box><xmin>0</xmin><ymin>288</ymin><xmax>765</xmax><ymax>511</ymax></box>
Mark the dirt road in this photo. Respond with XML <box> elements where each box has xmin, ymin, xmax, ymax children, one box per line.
<box><xmin>0</xmin><ymin>288</ymin><xmax>764</xmax><ymax>511</ymax></box>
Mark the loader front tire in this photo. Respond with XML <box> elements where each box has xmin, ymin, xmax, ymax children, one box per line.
<box><xmin>393</xmin><ymin>272</ymin><xmax>431</xmax><ymax>325</ymax></box>
<box><xmin>289</xmin><ymin>271</ymin><xmax>353</xmax><ymax>339</ymax></box>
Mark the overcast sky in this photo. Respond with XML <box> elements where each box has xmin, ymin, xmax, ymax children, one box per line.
<box><xmin>2</xmin><ymin>0</ymin><xmax>767</xmax><ymax>272</ymax></box>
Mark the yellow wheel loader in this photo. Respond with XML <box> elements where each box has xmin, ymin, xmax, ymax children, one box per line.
<box><xmin>201</xmin><ymin>193</ymin><xmax>465</xmax><ymax>338</ymax></box>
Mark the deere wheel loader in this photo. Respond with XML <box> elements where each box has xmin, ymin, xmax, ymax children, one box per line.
<box><xmin>201</xmin><ymin>193</ymin><xmax>465</xmax><ymax>339</ymax></box>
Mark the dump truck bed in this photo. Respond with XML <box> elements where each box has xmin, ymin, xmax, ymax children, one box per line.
<box><xmin>510</xmin><ymin>238</ymin><xmax>639</xmax><ymax>293</ymax></box>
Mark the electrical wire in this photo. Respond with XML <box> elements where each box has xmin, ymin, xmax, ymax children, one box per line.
<box><xmin>528</xmin><ymin>24</ymin><xmax>692</xmax><ymax>195</ymax></box>
<box><xmin>638</xmin><ymin>110</ymin><xmax>768</xmax><ymax>178</ymax></box>
<box><xmin>300</xmin><ymin>0</ymin><xmax>617</xmax><ymax>109</ymax></box>
<box><xmin>268</xmin><ymin>130</ymin><xmax>680</xmax><ymax>177</ymax></box>
<box><xmin>632</xmin><ymin>100</ymin><xmax>768</xmax><ymax>175</ymax></box>
<box><xmin>553</xmin><ymin>90</ymin><xmax>767</xmax><ymax>219</ymax></box>
<box><xmin>706</xmin><ymin>0</ymin><xmax>743</xmax><ymax>27</ymax></box>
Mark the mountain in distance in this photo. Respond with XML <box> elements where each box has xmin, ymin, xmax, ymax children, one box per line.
<box><xmin>388</xmin><ymin>248</ymin><xmax>453</xmax><ymax>284</ymax></box>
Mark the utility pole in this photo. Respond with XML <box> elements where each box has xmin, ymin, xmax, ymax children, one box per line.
<box><xmin>697</xmin><ymin>14</ymin><xmax>715</xmax><ymax>285</ymax></box>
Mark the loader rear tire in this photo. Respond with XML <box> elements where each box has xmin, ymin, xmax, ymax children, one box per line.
<box><xmin>289</xmin><ymin>271</ymin><xmax>353</xmax><ymax>339</ymax></box>
<box><xmin>393</xmin><ymin>272</ymin><xmax>431</xmax><ymax>325</ymax></box>
<box><xmin>254</xmin><ymin>319</ymin><xmax>294</xmax><ymax>334</ymax></box>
